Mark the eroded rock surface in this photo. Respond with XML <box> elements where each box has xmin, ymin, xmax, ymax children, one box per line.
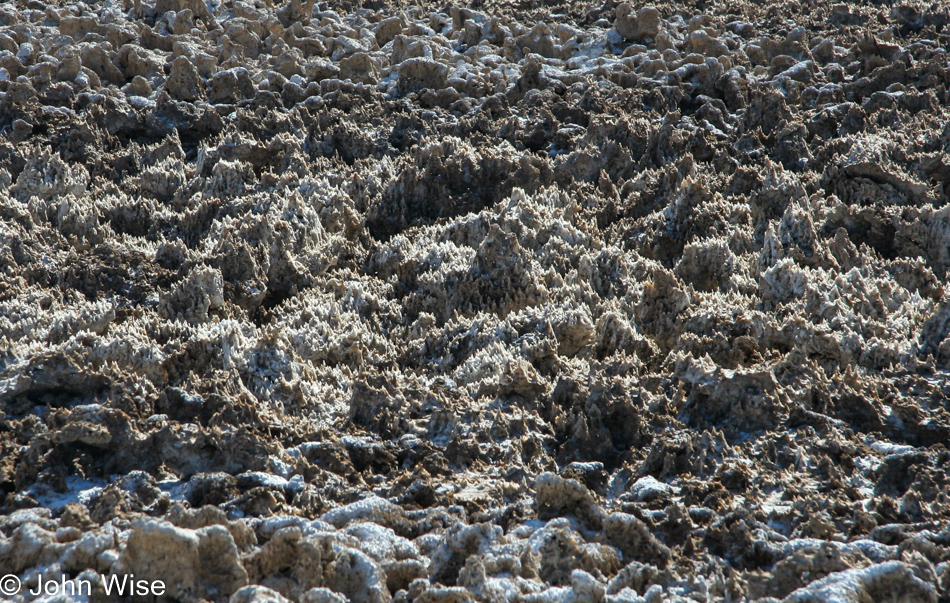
<box><xmin>1</xmin><ymin>0</ymin><xmax>950</xmax><ymax>601</ymax></box>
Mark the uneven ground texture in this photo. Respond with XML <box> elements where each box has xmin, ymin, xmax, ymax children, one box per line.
<box><xmin>2</xmin><ymin>0</ymin><xmax>950</xmax><ymax>601</ymax></box>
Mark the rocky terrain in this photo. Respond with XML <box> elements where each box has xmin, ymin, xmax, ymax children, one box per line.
<box><xmin>1</xmin><ymin>0</ymin><xmax>950</xmax><ymax>600</ymax></box>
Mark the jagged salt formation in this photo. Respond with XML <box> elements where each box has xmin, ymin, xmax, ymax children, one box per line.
<box><xmin>1</xmin><ymin>0</ymin><xmax>950</xmax><ymax>601</ymax></box>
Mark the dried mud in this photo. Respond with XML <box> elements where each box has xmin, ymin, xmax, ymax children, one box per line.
<box><xmin>1</xmin><ymin>0</ymin><xmax>950</xmax><ymax>601</ymax></box>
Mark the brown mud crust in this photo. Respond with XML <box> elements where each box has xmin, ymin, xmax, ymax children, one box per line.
<box><xmin>1</xmin><ymin>0</ymin><xmax>950</xmax><ymax>601</ymax></box>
